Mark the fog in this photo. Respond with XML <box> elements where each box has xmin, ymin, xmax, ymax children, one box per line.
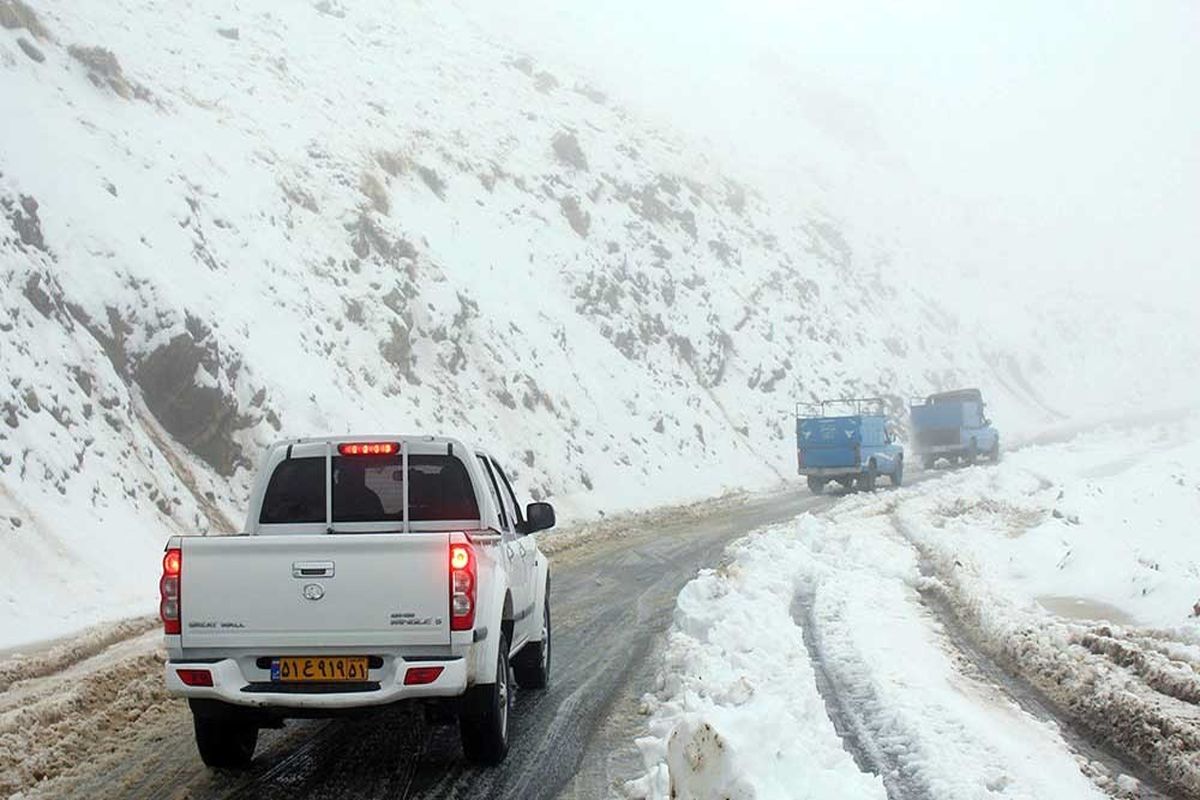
<box><xmin>475</xmin><ymin>0</ymin><xmax>1199</xmax><ymax>307</ymax></box>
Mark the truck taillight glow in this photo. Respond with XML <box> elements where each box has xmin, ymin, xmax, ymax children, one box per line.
<box><xmin>338</xmin><ymin>442</ymin><xmax>399</xmax><ymax>456</ymax></box>
<box><xmin>450</xmin><ymin>543</ymin><xmax>476</xmax><ymax>631</ymax></box>
<box><xmin>403</xmin><ymin>666</ymin><xmax>444</xmax><ymax>685</ymax></box>
<box><xmin>176</xmin><ymin>668</ymin><xmax>212</xmax><ymax>687</ymax></box>
<box><xmin>160</xmin><ymin>547</ymin><xmax>182</xmax><ymax>635</ymax></box>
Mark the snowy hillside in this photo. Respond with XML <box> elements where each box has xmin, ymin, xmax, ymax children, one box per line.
<box><xmin>0</xmin><ymin>0</ymin><xmax>1194</xmax><ymax>647</ymax></box>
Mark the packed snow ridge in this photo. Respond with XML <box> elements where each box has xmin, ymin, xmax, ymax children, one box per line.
<box><xmin>630</xmin><ymin>420</ymin><xmax>1200</xmax><ymax>799</ymax></box>
<box><xmin>0</xmin><ymin>0</ymin><xmax>1196</xmax><ymax>647</ymax></box>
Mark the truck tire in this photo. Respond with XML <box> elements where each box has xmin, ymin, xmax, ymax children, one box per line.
<box><xmin>806</xmin><ymin>476</ymin><xmax>826</xmax><ymax>495</ymax></box>
<box><xmin>858</xmin><ymin>462</ymin><xmax>877</xmax><ymax>492</ymax></box>
<box><xmin>460</xmin><ymin>631</ymin><xmax>512</xmax><ymax>765</ymax></box>
<box><xmin>989</xmin><ymin>437</ymin><xmax>1001</xmax><ymax>462</ymax></box>
<box><xmin>922</xmin><ymin>455</ymin><xmax>936</xmax><ymax>470</ymax></box>
<box><xmin>513</xmin><ymin>597</ymin><xmax>551</xmax><ymax>689</ymax></box>
<box><xmin>890</xmin><ymin>457</ymin><xmax>904</xmax><ymax>487</ymax></box>
<box><xmin>966</xmin><ymin>439</ymin><xmax>978</xmax><ymax>465</ymax></box>
<box><xmin>193</xmin><ymin>714</ymin><xmax>258</xmax><ymax>769</ymax></box>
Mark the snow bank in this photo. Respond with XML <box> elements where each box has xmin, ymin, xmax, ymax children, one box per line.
<box><xmin>625</xmin><ymin>525</ymin><xmax>886</xmax><ymax>800</ymax></box>
<box><xmin>630</xmin><ymin>514</ymin><xmax>1105</xmax><ymax>799</ymax></box>
<box><xmin>898</xmin><ymin>415</ymin><xmax>1200</xmax><ymax>628</ymax></box>
<box><xmin>633</xmin><ymin>420</ymin><xmax>1200</xmax><ymax>797</ymax></box>
<box><xmin>893</xmin><ymin>417</ymin><xmax>1200</xmax><ymax>794</ymax></box>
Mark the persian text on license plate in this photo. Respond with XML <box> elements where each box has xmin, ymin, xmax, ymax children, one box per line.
<box><xmin>271</xmin><ymin>656</ymin><xmax>369</xmax><ymax>682</ymax></box>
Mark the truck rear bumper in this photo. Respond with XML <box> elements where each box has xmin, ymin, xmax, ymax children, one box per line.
<box><xmin>164</xmin><ymin>655</ymin><xmax>469</xmax><ymax>711</ymax></box>
<box><xmin>915</xmin><ymin>445</ymin><xmax>963</xmax><ymax>455</ymax></box>
<box><xmin>799</xmin><ymin>466</ymin><xmax>861</xmax><ymax>477</ymax></box>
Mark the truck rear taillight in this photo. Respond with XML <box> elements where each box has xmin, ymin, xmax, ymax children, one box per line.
<box><xmin>449</xmin><ymin>543</ymin><xmax>476</xmax><ymax>631</ymax></box>
<box><xmin>404</xmin><ymin>666</ymin><xmax>444</xmax><ymax>685</ymax></box>
<box><xmin>176</xmin><ymin>668</ymin><xmax>212</xmax><ymax>687</ymax></box>
<box><xmin>160</xmin><ymin>547</ymin><xmax>182</xmax><ymax>635</ymax></box>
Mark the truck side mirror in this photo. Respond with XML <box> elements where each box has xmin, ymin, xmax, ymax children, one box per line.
<box><xmin>522</xmin><ymin>502</ymin><xmax>556</xmax><ymax>534</ymax></box>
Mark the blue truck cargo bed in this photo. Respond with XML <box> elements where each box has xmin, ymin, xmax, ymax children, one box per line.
<box><xmin>795</xmin><ymin>398</ymin><xmax>904</xmax><ymax>493</ymax></box>
<box><xmin>909</xmin><ymin>388</ymin><xmax>1000</xmax><ymax>467</ymax></box>
<box><xmin>797</xmin><ymin>416</ymin><xmax>863</xmax><ymax>468</ymax></box>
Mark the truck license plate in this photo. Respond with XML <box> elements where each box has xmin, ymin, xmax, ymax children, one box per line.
<box><xmin>271</xmin><ymin>656</ymin><xmax>368</xmax><ymax>682</ymax></box>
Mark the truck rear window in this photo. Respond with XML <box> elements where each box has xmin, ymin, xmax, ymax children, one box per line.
<box><xmin>258</xmin><ymin>454</ymin><xmax>480</xmax><ymax>525</ymax></box>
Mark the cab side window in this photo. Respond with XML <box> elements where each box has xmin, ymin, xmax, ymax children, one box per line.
<box><xmin>491</xmin><ymin>460</ymin><xmax>525</xmax><ymax>531</ymax></box>
<box><xmin>477</xmin><ymin>455</ymin><xmax>510</xmax><ymax>531</ymax></box>
<box><xmin>489</xmin><ymin>460</ymin><xmax>523</xmax><ymax>534</ymax></box>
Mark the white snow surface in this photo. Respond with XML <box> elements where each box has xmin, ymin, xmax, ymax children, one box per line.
<box><xmin>631</xmin><ymin>420</ymin><xmax>1200</xmax><ymax>798</ymax></box>
<box><xmin>627</xmin><ymin>527</ymin><xmax>888</xmax><ymax>800</ymax></box>
<box><xmin>900</xmin><ymin>416</ymin><xmax>1200</xmax><ymax>629</ymax></box>
<box><xmin>0</xmin><ymin>0</ymin><xmax>1197</xmax><ymax>648</ymax></box>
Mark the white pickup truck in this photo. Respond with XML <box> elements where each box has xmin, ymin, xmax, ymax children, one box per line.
<box><xmin>159</xmin><ymin>435</ymin><xmax>554</xmax><ymax>768</ymax></box>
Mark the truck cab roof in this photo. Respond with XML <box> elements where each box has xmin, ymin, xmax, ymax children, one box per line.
<box><xmin>926</xmin><ymin>388</ymin><xmax>983</xmax><ymax>405</ymax></box>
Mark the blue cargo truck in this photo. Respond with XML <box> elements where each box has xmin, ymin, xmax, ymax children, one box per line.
<box><xmin>909</xmin><ymin>388</ymin><xmax>999</xmax><ymax>469</ymax></box>
<box><xmin>796</xmin><ymin>398</ymin><xmax>904</xmax><ymax>494</ymax></box>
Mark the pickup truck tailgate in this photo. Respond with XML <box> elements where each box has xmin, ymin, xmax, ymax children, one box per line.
<box><xmin>798</xmin><ymin>415</ymin><xmax>862</xmax><ymax>467</ymax></box>
<box><xmin>180</xmin><ymin>533</ymin><xmax>450</xmax><ymax>649</ymax></box>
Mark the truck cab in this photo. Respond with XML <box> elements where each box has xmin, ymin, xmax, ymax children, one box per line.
<box><xmin>796</xmin><ymin>398</ymin><xmax>904</xmax><ymax>493</ymax></box>
<box><xmin>159</xmin><ymin>435</ymin><xmax>554</xmax><ymax>768</ymax></box>
<box><xmin>909</xmin><ymin>388</ymin><xmax>1000</xmax><ymax>468</ymax></box>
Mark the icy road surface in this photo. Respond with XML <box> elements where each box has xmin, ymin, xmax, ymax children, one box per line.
<box><xmin>0</xmin><ymin>482</ymin><xmax>902</xmax><ymax>800</ymax></box>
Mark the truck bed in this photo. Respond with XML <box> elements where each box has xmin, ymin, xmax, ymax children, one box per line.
<box><xmin>797</xmin><ymin>415</ymin><xmax>861</xmax><ymax>468</ymax></box>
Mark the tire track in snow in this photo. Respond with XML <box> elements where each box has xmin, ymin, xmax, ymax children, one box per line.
<box><xmin>914</xmin><ymin>573</ymin><xmax>1173</xmax><ymax>800</ymax></box>
<box><xmin>791</xmin><ymin>588</ymin><xmax>934</xmax><ymax>800</ymax></box>
<box><xmin>898</xmin><ymin>504</ymin><xmax>1187</xmax><ymax>800</ymax></box>
<box><xmin>0</xmin><ymin>615</ymin><xmax>157</xmax><ymax>692</ymax></box>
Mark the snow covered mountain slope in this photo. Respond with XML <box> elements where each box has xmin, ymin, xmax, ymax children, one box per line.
<box><xmin>0</xmin><ymin>0</ymin><xmax>1194</xmax><ymax>647</ymax></box>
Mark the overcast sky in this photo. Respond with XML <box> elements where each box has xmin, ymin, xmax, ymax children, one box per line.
<box><xmin>475</xmin><ymin>0</ymin><xmax>1199</xmax><ymax>304</ymax></box>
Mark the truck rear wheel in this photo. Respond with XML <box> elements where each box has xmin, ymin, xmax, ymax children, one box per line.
<box><xmin>806</xmin><ymin>476</ymin><xmax>827</xmax><ymax>495</ymax></box>
<box><xmin>989</xmin><ymin>437</ymin><xmax>1001</xmax><ymax>462</ymax></box>
<box><xmin>922</xmin><ymin>455</ymin><xmax>936</xmax><ymax>470</ymax></box>
<box><xmin>193</xmin><ymin>714</ymin><xmax>258</xmax><ymax>769</ymax></box>
<box><xmin>890</xmin><ymin>457</ymin><xmax>904</xmax><ymax>487</ymax></box>
<box><xmin>513</xmin><ymin>597</ymin><xmax>551</xmax><ymax>689</ymax></box>
<box><xmin>858</xmin><ymin>463</ymin><xmax>877</xmax><ymax>492</ymax></box>
<box><xmin>460</xmin><ymin>631</ymin><xmax>512</xmax><ymax>765</ymax></box>
<box><xmin>966</xmin><ymin>439</ymin><xmax>978</xmax><ymax>465</ymax></box>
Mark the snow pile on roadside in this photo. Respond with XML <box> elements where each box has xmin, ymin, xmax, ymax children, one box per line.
<box><xmin>893</xmin><ymin>418</ymin><xmax>1200</xmax><ymax>794</ymax></box>
<box><xmin>0</xmin><ymin>627</ymin><xmax>169</xmax><ymax>799</ymax></box>
<box><xmin>900</xmin><ymin>415</ymin><xmax>1200</xmax><ymax>628</ymax></box>
<box><xmin>625</xmin><ymin>524</ymin><xmax>886</xmax><ymax>800</ymax></box>
<box><xmin>632</xmin><ymin>421</ymin><xmax>1200</xmax><ymax>797</ymax></box>
<box><xmin>630</xmin><ymin>509</ymin><xmax>1109</xmax><ymax>799</ymax></box>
